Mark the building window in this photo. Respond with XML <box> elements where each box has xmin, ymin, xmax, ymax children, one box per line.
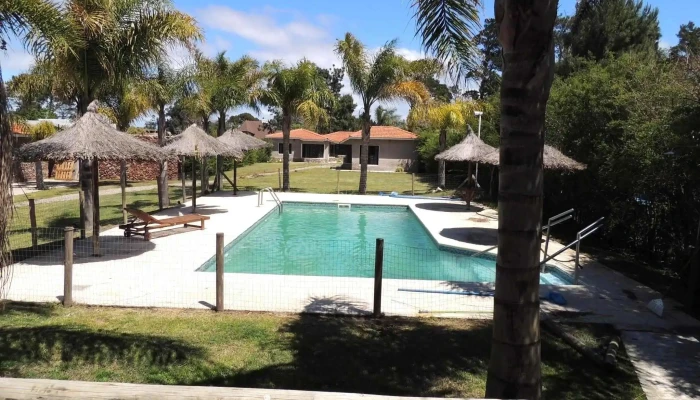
<box><xmin>277</xmin><ymin>143</ymin><xmax>292</xmax><ymax>153</ymax></box>
<box><xmin>368</xmin><ymin>146</ymin><xmax>379</xmax><ymax>165</ymax></box>
<box><xmin>302</xmin><ymin>143</ymin><xmax>324</xmax><ymax>158</ymax></box>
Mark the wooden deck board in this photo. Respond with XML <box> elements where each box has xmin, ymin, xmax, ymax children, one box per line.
<box><xmin>0</xmin><ymin>378</ymin><xmax>477</xmax><ymax>400</ymax></box>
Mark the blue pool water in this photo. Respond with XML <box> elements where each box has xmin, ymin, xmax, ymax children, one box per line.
<box><xmin>201</xmin><ymin>203</ymin><xmax>571</xmax><ymax>285</ymax></box>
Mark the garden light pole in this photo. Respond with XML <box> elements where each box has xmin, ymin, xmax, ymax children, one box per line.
<box><xmin>474</xmin><ymin>110</ymin><xmax>483</xmax><ymax>183</ymax></box>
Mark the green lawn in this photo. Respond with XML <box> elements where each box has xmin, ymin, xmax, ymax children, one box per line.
<box><xmin>225</xmin><ymin>168</ymin><xmax>449</xmax><ymax>196</ymax></box>
<box><xmin>9</xmin><ymin>187</ymin><xmax>189</xmax><ymax>252</ymax></box>
<box><xmin>232</xmin><ymin>161</ymin><xmax>316</xmax><ymax>177</ymax></box>
<box><xmin>0</xmin><ymin>303</ymin><xmax>643</xmax><ymax>399</ymax></box>
<box><xmin>12</xmin><ymin>180</ymin><xmax>158</xmax><ymax>204</ymax></box>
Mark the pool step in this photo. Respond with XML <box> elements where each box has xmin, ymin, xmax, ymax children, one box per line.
<box><xmin>338</xmin><ymin>204</ymin><xmax>351</xmax><ymax>209</ymax></box>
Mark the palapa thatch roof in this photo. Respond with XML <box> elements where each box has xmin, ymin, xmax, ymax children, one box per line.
<box><xmin>218</xmin><ymin>129</ymin><xmax>270</xmax><ymax>152</ymax></box>
<box><xmin>478</xmin><ymin>145</ymin><xmax>586</xmax><ymax>171</ymax></box>
<box><xmin>163</xmin><ymin>124</ymin><xmax>243</xmax><ymax>158</ymax></box>
<box><xmin>17</xmin><ymin>102</ymin><xmax>164</xmax><ymax>162</ymax></box>
<box><xmin>435</xmin><ymin>128</ymin><xmax>496</xmax><ymax>162</ymax></box>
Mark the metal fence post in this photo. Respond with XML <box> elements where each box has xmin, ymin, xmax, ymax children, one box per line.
<box><xmin>29</xmin><ymin>199</ymin><xmax>37</xmax><ymax>250</ymax></box>
<box><xmin>574</xmin><ymin>232</ymin><xmax>582</xmax><ymax>284</ymax></box>
<box><xmin>374</xmin><ymin>238</ymin><xmax>384</xmax><ymax>318</ymax></box>
<box><xmin>216</xmin><ymin>232</ymin><xmax>224</xmax><ymax>311</ymax></box>
<box><xmin>63</xmin><ymin>227</ymin><xmax>74</xmax><ymax>306</ymax></box>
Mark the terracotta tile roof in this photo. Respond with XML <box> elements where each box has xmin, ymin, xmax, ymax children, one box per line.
<box><xmin>11</xmin><ymin>123</ymin><xmax>30</xmax><ymax>135</ymax></box>
<box><xmin>239</xmin><ymin>120</ymin><xmax>268</xmax><ymax>139</ymax></box>
<box><xmin>266</xmin><ymin>129</ymin><xmax>329</xmax><ymax>141</ymax></box>
<box><xmin>326</xmin><ymin>126</ymin><xmax>417</xmax><ymax>143</ymax></box>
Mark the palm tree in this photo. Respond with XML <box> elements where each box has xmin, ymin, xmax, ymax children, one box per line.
<box><xmin>200</xmin><ymin>52</ymin><xmax>263</xmax><ymax>191</ymax></box>
<box><xmin>260</xmin><ymin>60</ymin><xmax>334</xmax><ymax>192</ymax></box>
<box><xmin>409</xmin><ymin>100</ymin><xmax>480</xmax><ymax>187</ymax></box>
<box><xmin>413</xmin><ymin>1</ymin><xmax>559</xmax><ymax>398</ymax></box>
<box><xmin>335</xmin><ymin>33</ymin><xmax>429</xmax><ymax>194</ymax></box>
<box><xmin>141</xmin><ymin>65</ymin><xmax>184</xmax><ymax>208</ymax></box>
<box><xmin>373</xmin><ymin>106</ymin><xmax>402</xmax><ymax>126</ymax></box>
<box><xmin>24</xmin><ymin>0</ymin><xmax>201</xmax><ymax>233</ymax></box>
<box><xmin>1</xmin><ymin>0</ymin><xmax>77</xmax><ymax>304</ymax></box>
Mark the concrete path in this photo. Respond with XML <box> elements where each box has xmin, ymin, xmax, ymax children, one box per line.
<box><xmin>622</xmin><ymin>331</ymin><xmax>700</xmax><ymax>400</ymax></box>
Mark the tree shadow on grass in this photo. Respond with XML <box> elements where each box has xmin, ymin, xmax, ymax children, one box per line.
<box><xmin>0</xmin><ymin>325</ymin><xmax>205</xmax><ymax>377</ymax></box>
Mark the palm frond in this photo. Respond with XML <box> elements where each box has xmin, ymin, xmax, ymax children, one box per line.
<box><xmin>335</xmin><ymin>32</ymin><xmax>369</xmax><ymax>100</ymax></box>
<box><xmin>380</xmin><ymin>80</ymin><xmax>430</xmax><ymax>105</ymax></box>
<box><xmin>412</xmin><ymin>0</ymin><xmax>481</xmax><ymax>82</ymax></box>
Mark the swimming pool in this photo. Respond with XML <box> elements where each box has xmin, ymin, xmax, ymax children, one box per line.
<box><xmin>200</xmin><ymin>202</ymin><xmax>571</xmax><ymax>285</ymax></box>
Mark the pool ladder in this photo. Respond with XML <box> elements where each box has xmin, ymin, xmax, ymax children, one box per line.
<box><xmin>258</xmin><ymin>187</ymin><xmax>283</xmax><ymax>214</ymax></box>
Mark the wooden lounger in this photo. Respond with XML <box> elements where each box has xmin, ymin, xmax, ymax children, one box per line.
<box><xmin>119</xmin><ymin>208</ymin><xmax>210</xmax><ymax>241</ymax></box>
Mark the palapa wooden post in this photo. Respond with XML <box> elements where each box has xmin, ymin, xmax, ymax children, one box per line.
<box><xmin>191</xmin><ymin>158</ymin><xmax>197</xmax><ymax>212</ymax></box>
<box><xmin>92</xmin><ymin>159</ymin><xmax>100</xmax><ymax>256</ymax></box>
<box><xmin>181</xmin><ymin>156</ymin><xmax>186</xmax><ymax>205</ymax></box>
<box><xmin>233</xmin><ymin>159</ymin><xmax>238</xmax><ymax>196</ymax></box>
<box><xmin>29</xmin><ymin>199</ymin><xmax>37</xmax><ymax>250</ymax></box>
<box><xmin>120</xmin><ymin>160</ymin><xmax>127</xmax><ymax>224</ymax></box>
<box><xmin>216</xmin><ymin>232</ymin><xmax>224</xmax><ymax>312</ymax></box>
<box><xmin>78</xmin><ymin>190</ymin><xmax>86</xmax><ymax>239</ymax></box>
<box><xmin>373</xmin><ymin>238</ymin><xmax>384</xmax><ymax>318</ymax></box>
<box><xmin>63</xmin><ymin>226</ymin><xmax>74</xmax><ymax>306</ymax></box>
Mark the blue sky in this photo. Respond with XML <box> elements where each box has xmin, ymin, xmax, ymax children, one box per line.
<box><xmin>1</xmin><ymin>0</ymin><xmax>696</xmax><ymax>119</ymax></box>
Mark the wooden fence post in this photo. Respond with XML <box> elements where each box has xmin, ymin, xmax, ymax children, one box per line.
<box><xmin>411</xmin><ymin>173</ymin><xmax>415</xmax><ymax>196</ymax></box>
<box><xmin>373</xmin><ymin>238</ymin><xmax>384</xmax><ymax>318</ymax></box>
<box><xmin>63</xmin><ymin>227</ymin><xmax>74</xmax><ymax>306</ymax></box>
<box><xmin>216</xmin><ymin>232</ymin><xmax>224</xmax><ymax>312</ymax></box>
<box><xmin>29</xmin><ymin>199</ymin><xmax>37</xmax><ymax>250</ymax></box>
<box><xmin>336</xmin><ymin>169</ymin><xmax>340</xmax><ymax>194</ymax></box>
<box><xmin>278</xmin><ymin>168</ymin><xmax>282</xmax><ymax>191</ymax></box>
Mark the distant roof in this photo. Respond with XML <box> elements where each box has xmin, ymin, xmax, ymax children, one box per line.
<box><xmin>326</xmin><ymin>126</ymin><xmax>417</xmax><ymax>143</ymax></box>
<box><xmin>239</xmin><ymin>120</ymin><xmax>268</xmax><ymax>139</ymax></box>
<box><xmin>266</xmin><ymin>129</ymin><xmax>329</xmax><ymax>142</ymax></box>
<box><xmin>11</xmin><ymin>123</ymin><xmax>30</xmax><ymax>135</ymax></box>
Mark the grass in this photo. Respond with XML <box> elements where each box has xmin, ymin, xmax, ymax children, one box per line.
<box><xmin>0</xmin><ymin>302</ymin><xmax>644</xmax><ymax>399</ymax></box>
<box><xmin>8</xmin><ymin>187</ymin><xmax>190</xmax><ymax>252</ymax></box>
<box><xmin>225</xmin><ymin>168</ymin><xmax>451</xmax><ymax>196</ymax></box>
<box><xmin>231</xmin><ymin>161</ymin><xmax>317</xmax><ymax>177</ymax></box>
<box><xmin>12</xmin><ymin>180</ymin><xmax>158</xmax><ymax>203</ymax></box>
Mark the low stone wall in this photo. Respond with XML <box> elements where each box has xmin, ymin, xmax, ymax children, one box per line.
<box><xmin>98</xmin><ymin>135</ymin><xmax>179</xmax><ymax>181</ymax></box>
<box><xmin>13</xmin><ymin>161</ymin><xmax>49</xmax><ymax>183</ymax></box>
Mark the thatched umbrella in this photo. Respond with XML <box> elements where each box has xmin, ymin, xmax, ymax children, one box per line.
<box><xmin>435</xmin><ymin>128</ymin><xmax>496</xmax><ymax>209</ymax></box>
<box><xmin>477</xmin><ymin>145</ymin><xmax>586</xmax><ymax>171</ymax></box>
<box><xmin>18</xmin><ymin>101</ymin><xmax>164</xmax><ymax>255</ymax></box>
<box><xmin>163</xmin><ymin>124</ymin><xmax>242</xmax><ymax>211</ymax></box>
<box><xmin>218</xmin><ymin>129</ymin><xmax>271</xmax><ymax>195</ymax></box>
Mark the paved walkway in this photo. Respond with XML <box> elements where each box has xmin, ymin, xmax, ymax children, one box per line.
<box><xmin>622</xmin><ymin>331</ymin><xmax>700</xmax><ymax>399</ymax></box>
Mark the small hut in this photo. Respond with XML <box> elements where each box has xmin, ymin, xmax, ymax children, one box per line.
<box><xmin>163</xmin><ymin>124</ymin><xmax>242</xmax><ymax>211</ymax></box>
<box><xmin>477</xmin><ymin>145</ymin><xmax>586</xmax><ymax>171</ymax></box>
<box><xmin>18</xmin><ymin>101</ymin><xmax>165</xmax><ymax>255</ymax></box>
<box><xmin>435</xmin><ymin>128</ymin><xmax>496</xmax><ymax>209</ymax></box>
<box><xmin>217</xmin><ymin>129</ymin><xmax>270</xmax><ymax>195</ymax></box>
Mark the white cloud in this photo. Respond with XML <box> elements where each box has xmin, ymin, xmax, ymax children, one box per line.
<box><xmin>0</xmin><ymin>47</ymin><xmax>34</xmax><ymax>79</ymax></box>
<box><xmin>195</xmin><ymin>5</ymin><xmax>423</xmax><ymax>120</ymax></box>
<box><xmin>659</xmin><ymin>40</ymin><xmax>672</xmax><ymax>50</ymax></box>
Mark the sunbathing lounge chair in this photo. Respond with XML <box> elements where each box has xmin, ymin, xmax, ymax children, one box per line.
<box><xmin>119</xmin><ymin>208</ymin><xmax>210</xmax><ymax>241</ymax></box>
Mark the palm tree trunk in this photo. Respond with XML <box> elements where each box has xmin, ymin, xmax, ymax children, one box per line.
<box><xmin>438</xmin><ymin>127</ymin><xmax>447</xmax><ymax>188</ymax></box>
<box><xmin>157</xmin><ymin>104</ymin><xmax>169</xmax><ymax>209</ymax></box>
<box><xmin>78</xmin><ymin>96</ymin><xmax>94</xmax><ymax>235</ymax></box>
<box><xmin>34</xmin><ymin>161</ymin><xmax>45</xmax><ymax>190</ymax></box>
<box><xmin>282</xmin><ymin>112</ymin><xmax>291</xmax><ymax>191</ymax></box>
<box><xmin>0</xmin><ymin>62</ymin><xmax>15</xmax><ymax>303</ymax></box>
<box><xmin>358</xmin><ymin>113</ymin><xmax>371</xmax><ymax>194</ymax></box>
<box><xmin>214</xmin><ymin>110</ymin><xmax>226</xmax><ymax>192</ymax></box>
<box><xmin>485</xmin><ymin>1</ymin><xmax>558</xmax><ymax>399</ymax></box>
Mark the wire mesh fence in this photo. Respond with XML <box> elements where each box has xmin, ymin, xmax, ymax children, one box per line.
<box><xmin>6</xmin><ymin>227</ymin><xmax>496</xmax><ymax>317</ymax></box>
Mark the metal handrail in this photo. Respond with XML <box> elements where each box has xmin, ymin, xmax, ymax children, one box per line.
<box><xmin>260</xmin><ymin>187</ymin><xmax>283</xmax><ymax>213</ymax></box>
<box><xmin>540</xmin><ymin>217</ymin><xmax>604</xmax><ymax>284</ymax></box>
<box><xmin>541</xmin><ymin>209</ymin><xmax>575</xmax><ymax>272</ymax></box>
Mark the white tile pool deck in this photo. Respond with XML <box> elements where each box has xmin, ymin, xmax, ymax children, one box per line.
<box><xmin>7</xmin><ymin>191</ymin><xmax>700</xmax><ymax>326</ymax></box>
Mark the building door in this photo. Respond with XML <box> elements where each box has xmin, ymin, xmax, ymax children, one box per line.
<box><xmin>368</xmin><ymin>146</ymin><xmax>379</xmax><ymax>165</ymax></box>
